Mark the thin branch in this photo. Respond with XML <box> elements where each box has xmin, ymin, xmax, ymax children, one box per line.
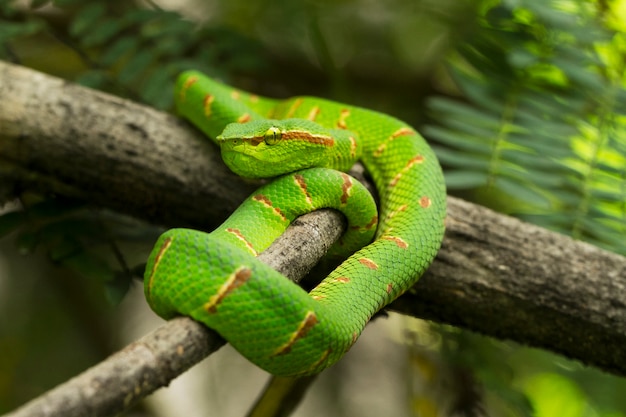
<box><xmin>3</xmin><ymin>209</ymin><xmax>345</xmax><ymax>417</ymax></box>
<box><xmin>1</xmin><ymin>61</ymin><xmax>626</xmax><ymax>416</ymax></box>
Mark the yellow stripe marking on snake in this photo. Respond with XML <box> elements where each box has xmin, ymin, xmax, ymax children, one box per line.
<box><xmin>337</xmin><ymin>109</ymin><xmax>351</xmax><ymax>129</ymax></box>
<box><xmin>384</xmin><ymin>204</ymin><xmax>407</xmax><ymax>223</ymax></box>
<box><xmin>307</xmin><ymin>106</ymin><xmax>321</xmax><ymax>121</ymax></box>
<box><xmin>349</xmin><ymin>136</ymin><xmax>358</xmax><ymax>159</ymax></box>
<box><xmin>238</xmin><ymin>113</ymin><xmax>251</xmax><ymax>123</ymax></box>
<box><xmin>358</xmin><ymin>258</ymin><xmax>379</xmax><ymax>270</ymax></box>
<box><xmin>381</xmin><ymin>235</ymin><xmax>408</xmax><ymax>249</ymax></box>
<box><xmin>225</xmin><ymin>228</ymin><xmax>258</xmax><ymax>256</ymax></box>
<box><xmin>204</xmin><ymin>267</ymin><xmax>252</xmax><ymax>314</ymax></box>
<box><xmin>293</xmin><ymin>174</ymin><xmax>314</xmax><ymax>206</ymax></box>
<box><xmin>252</xmin><ymin>194</ymin><xmax>287</xmax><ymax>222</ymax></box>
<box><xmin>340</xmin><ymin>173</ymin><xmax>353</xmax><ymax>205</ymax></box>
<box><xmin>146</xmin><ymin>236</ymin><xmax>173</xmax><ymax>295</ymax></box>
<box><xmin>389</xmin><ymin>155</ymin><xmax>425</xmax><ymax>187</ymax></box>
<box><xmin>286</xmin><ymin>98</ymin><xmax>303</xmax><ymax>118</ymax></box>
<box><xmin>374</xmin><ymin>127</ymin><xmax>414</xmax><ymax>157</ymax></box>
<box><xmin>311</xmin><ymin>276</ymin><xmax>350</xmax><ymax>296</ymax></box>
<box><xmin>305</xmin><ymin>349</ymin><xmax>332</xmax><ymax>374</ymax></box>
<box><xmin>282</xmin><ymin>131</ymin><xmax>335</xmax><ymax>147</ymax></box>
<box><xmin>350</xmin><ymin>215</ymin><xmax>378</xmax><ymax>232</ymax></box>
<box><xmin>178</xmin><ymin>76</ymin><xmax>197</xmax><ymax>102</ymax></box>
<box><xmin>203</xmin><ymin>94</ymin><xmax>215</xmax><ymax>117</ymax></box>
<box><xmin>273</xmin><ymin>311</ymin><xmax>319</xmax><ymax>356</ymax></box>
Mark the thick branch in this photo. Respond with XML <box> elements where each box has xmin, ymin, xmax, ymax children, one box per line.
<box><xmin>2</xmin><ymin>61</ymin><xmax>626</xmax><ymax>415</ymax></box>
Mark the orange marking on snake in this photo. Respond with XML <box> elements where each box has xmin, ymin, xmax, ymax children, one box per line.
<box><xmin>204</xmin><ymin>267</ymin><xmax>252</xmax><ymax>313</ymax></box>
<box><xmin>230</xmin><ymin>90</ymin><xmax>241</xmax><ymax>100</ymax></box>
<box><xmin>203</xmin><ymin>94</ymin><xmax>214</xmax><ymax>117</ymax></box>
<box><xmin>250</xmin><ymin>94</ymin><xmax>259</xmax><ymax>103</ymax></box>
<box><xmin>282</xmin><ymin>131</ymin><xmax>334</xmax><ymax>147</ymax></box>
<box><xmin>392</xmin><ymin>127</ymin><xmax>415</xmax><ymax>138</ymax></box>
<box><xmin>374</xmin><ymin>127</ymin><xmax>415</xmax><ymax>157</ymax></box>
<box><xmin>420</xmin><ymin>196</ymin><xmax>432</xmax><ymax>208</ymax></box>
<box><xmin>252</xmin><ymin>194</ymin><xmax>287</xmax><ymax>222</ymax></box>
<box><xmin>389</xmin><ymin>155</ymin><xmax>425</xmax><ymax>187</ymax></box>
<box><xmin>349</xmin><ymin>136</ymin><xmax>357</xmax><ymax>159</ymax></box>
<box><xmin>225</xmin><ymin>228</ymin><xmax>258</xmax><ymax>255</ymax></box>
<box><xmin>343</xmin><ymin>331</ymin><xmax>360</xmax><ymax>354</ymax></box>
<box><xmin>285</xmin><ymin>98</ymin><xmax>303</xmax><ymax>118</ymax></box>
<box><xmin>146</xmin><ymin>236</ymin><xmax>173</xmax><ymax>294</ymax></box>
<box><xmin>306</xmin><ymin>106</ymin><xmax>320</xmax><ymax>121</ymax></box>
<box><xmin>273</xmin><ymin>311</ymin><xmax>319</xmax><ymax>355</ymax></box>
<box><xmin>311</xmin><ymin>276</ymin><xmax>349</xmax><ymax>294</ymax></box>
<box><xmin>340</xmin><ymin>173</ymin><xmax>353</xmax><ymax>205</ymax></box>
<box><xmin>350</xmin><ymin>214</ymin><xmax>378</xmax><ymax>232</ymax></box>
<box><xmin>293</xmin><ymin>174</ymin><xmax>313</xmax><ymax>206</ymax></box>
<box><xmin>306</xmin><ymin>349</ymin><xmax>332</xmax><ymax>374</ymax></box>
<box><xmin>382</xmin><ymin>235</ymin><xmax>408</xmax><ymax>249</ymax></box>
<box><xmin>312</xmin><ymin>294</ymin><xmax>325</xmax><ymax>301</ymax></box>
<box><xmin>337</xmin><ymin>109</ymin><xmax>351</xmax><ymax>129</ymax></box>
<box><xmin>358</xmin><ymin>258</ymin><xmax>379</xmax><ymax>270</ymax></box>
<box><xmin>385</xmin><ymin>204</ymin><xmax>407</xmax><ymax>223</ymax></box>
<box><xmin>386</xmin><ymin>283</ymin><xmax>393</xmax><ymax>294</ymax></box>
<box><xmin>237</xmin><ymin>113</ymin><xmax>251</xmax><ymax>123</ymax></box>
<box><xmin>179</xmin><ymin>76</ymin><xmax>198</xmax><ymax>102</ymax></box>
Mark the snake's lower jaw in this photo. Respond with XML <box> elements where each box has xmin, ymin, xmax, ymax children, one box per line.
<box><xmin>221</xmin><ymin>151</ymin><xmax>270</xmax><ymax>178</ymax></box>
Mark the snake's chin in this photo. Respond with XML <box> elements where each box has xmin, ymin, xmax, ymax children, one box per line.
<box><xmin>221</xmin><ymin>151</ymin><xmax>278</xmax><ymax>179</ymax></box>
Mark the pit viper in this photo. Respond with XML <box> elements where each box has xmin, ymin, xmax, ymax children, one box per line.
<box><xmin>144</xmin><ymin>71</ymin><xmax>446</xmax><ymax>377</ymax></box>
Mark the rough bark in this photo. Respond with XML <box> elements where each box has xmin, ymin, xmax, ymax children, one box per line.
<box><xmin>1</xmin><ymin>61</ymin><xmax>626</xmax><ymax>416</ymax></box>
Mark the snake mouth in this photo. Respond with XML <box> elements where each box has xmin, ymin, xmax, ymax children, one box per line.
<box><xmin>221</xmin><ymin>148</ymin><xmax>278</xmax><ymax>179</ymax></box>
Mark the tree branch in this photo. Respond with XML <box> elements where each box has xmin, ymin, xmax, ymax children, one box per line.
<box><xmin>1</xmin><ymin>61</ymin><xmax>626</xmax><ymax>416</ymax></box>
<box><xmin>3</xmin><ymin>208</ymin><xmax>345</xmax><ymax>417</ymax></box>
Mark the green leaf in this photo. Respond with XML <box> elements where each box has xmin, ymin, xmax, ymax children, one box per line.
<box><xmin>140</xmin><ymin>67</ymin><xmax>176</xmax><ymax>109</ymax></box>
<box><xmin>82</xmin><ymin>18</ymin><xmax>123</xmax><ymax>47</ymax></box>
<box><xmin>496</xmin><ymin>176</ymin><xmax>550</xmax><ymax>208</ymax></box>
<box><xmin>444</xmin><ymin>171</ymin><xmax>488</xmax><ymax>189</ymax></box>
<box><xmin>69</xmin><ymin>2</ymin><xmax>106</xmax><ymax>37</ymax></box>
<box><xmin>424</xmin><ymin>127</ymin><xmax>494</xmax><ymax>154</ymax></box>
<box><xmin>118</xmin><ymin>49</ymin><xmax>155</xmax><ymax>85</ymax></box>
<box><xmin>431</xmin><ymin>145</ymin><xmax>491</xmax><ymax>169</ymax></box>
<box><xmin>428</xmin><ymin>97</ymin><xmax>503</xmax><ymax>128</ymax></box>
<box><xmin>100</xmin><ymin>36</ymin><xmax>140</xmax><ymax>66</ymax></box>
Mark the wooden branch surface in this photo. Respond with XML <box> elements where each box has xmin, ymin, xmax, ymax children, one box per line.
<box><xmin>1</xmin><ymin>61</ymin><xmax>626</xmax><ymax>415</ymax></box>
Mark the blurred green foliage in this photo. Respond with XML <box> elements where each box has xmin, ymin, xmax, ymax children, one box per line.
<box><xmin>0</xmin><ymin>0</ymin><xmax>625</xmax><ymax>416</ymax></box>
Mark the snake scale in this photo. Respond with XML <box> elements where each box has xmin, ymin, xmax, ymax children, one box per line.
<box><xmin>144</xmin><ymin>71</ymin><xmax>446</xmax><ymax>377</ymax></box>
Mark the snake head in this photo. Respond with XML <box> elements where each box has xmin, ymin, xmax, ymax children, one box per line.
<box><xmin>217</xmin><ymin>119</ymin><xmax>335</xmax><ymax>178</ymax></box>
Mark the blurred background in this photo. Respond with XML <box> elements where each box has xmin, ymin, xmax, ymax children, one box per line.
<box><xmin>1</xmin><ymin>0</ymin><xmax>626</xmax><ymax>416</ymax></box>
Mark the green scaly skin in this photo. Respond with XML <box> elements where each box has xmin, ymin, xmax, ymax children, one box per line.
<box><xmin>144</xmin><ymin>71</ymin><xmax>446</xmax><ymax>377</ymax></box>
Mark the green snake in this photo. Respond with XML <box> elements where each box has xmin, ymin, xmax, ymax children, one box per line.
<box><xmin>144</xmin><ymin>71</ymin><xmax>446</xmax><ymax>377</ymax></box>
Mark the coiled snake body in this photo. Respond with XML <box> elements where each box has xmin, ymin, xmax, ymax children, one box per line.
<box><xmin>145</xmin><ymin>71</ymin><xmax>446</xmax><ymax>376</ymax></box>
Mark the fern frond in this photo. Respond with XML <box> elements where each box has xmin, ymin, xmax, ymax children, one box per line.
<box><xmin>426</xmin><ymin>0</ymin><xmax>626</xmax><ymax>255</ymax></box>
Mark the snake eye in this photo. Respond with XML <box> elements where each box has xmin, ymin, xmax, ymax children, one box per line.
<box><xmin>264</xmin><ymin>127</ymin><xmax>282</xmax><ymax>145</ymax></box>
